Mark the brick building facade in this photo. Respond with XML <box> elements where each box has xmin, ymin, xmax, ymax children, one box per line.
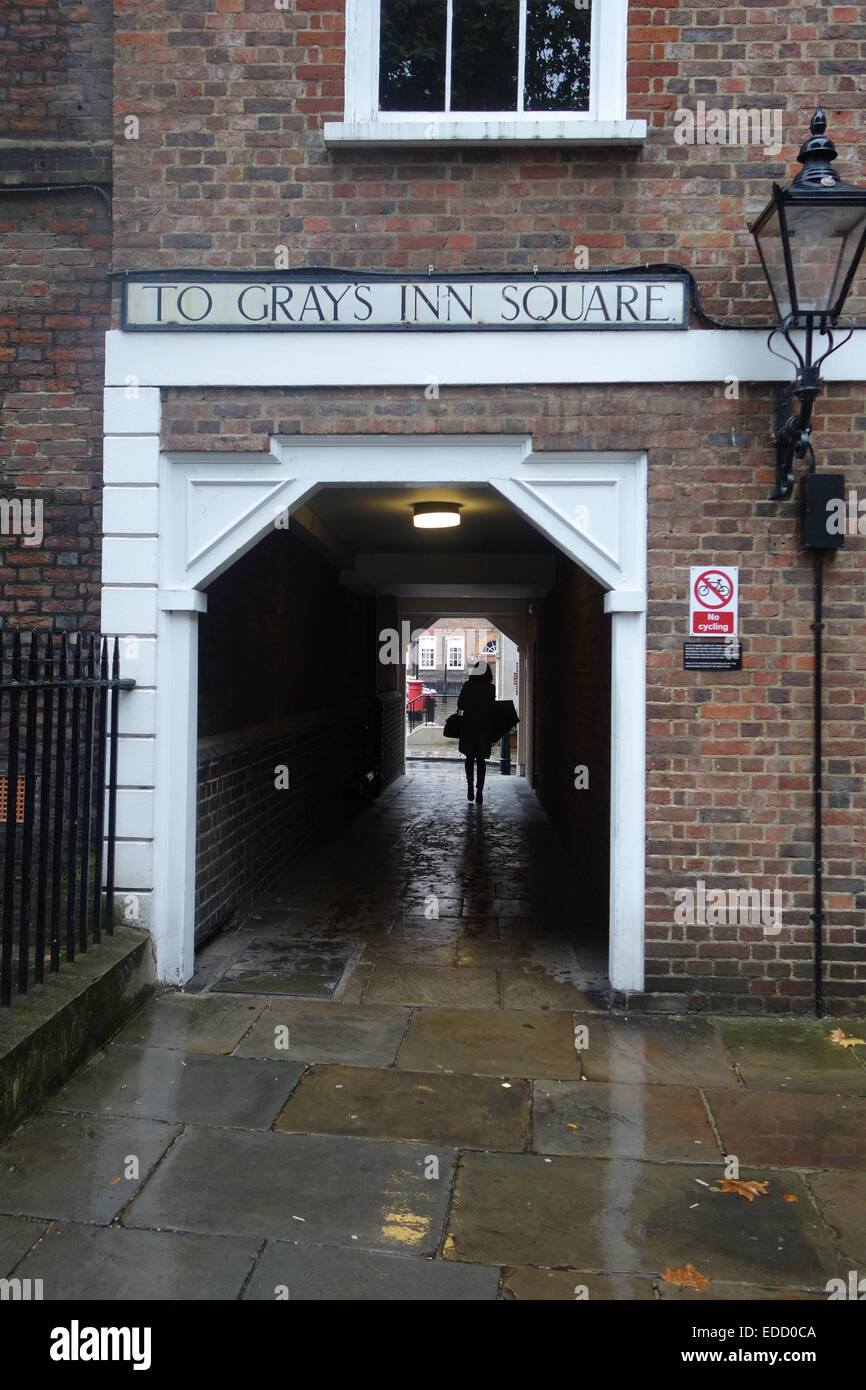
<box><xmin>2</xmin><ymin>3</ymin><xmax>865</xmax><ymax>1012</ymax></box>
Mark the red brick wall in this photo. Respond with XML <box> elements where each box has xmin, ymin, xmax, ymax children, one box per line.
<box><xmin>161</xmin><ymin>381</ymin><xmax>866</xmax><ymax>1014</ymax></box>
<box><xmin>111</xmin><ymin>1</ymin><xmax>866</xmax><ymax>322</ymax></box>
<box><xmin>0</xmin><ymin>0</ymin><xmax>113</xmax><ymax>629</ymax></box>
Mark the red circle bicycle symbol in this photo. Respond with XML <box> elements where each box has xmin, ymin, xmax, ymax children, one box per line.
<box><xmin>694</xmin><ymin>569</ymin><xmax>734</xmax><ymax>609</ymax></box>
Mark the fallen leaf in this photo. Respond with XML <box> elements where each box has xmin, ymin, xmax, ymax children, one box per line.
<box><xmin>828</xmin><ymin>1028</ymin><xmax>865</xmax><ymax>1048</ymax></box>
<box><xmin>522</xmin><ymin>1023</ymin><xmax>535</xmax><ymax>1030</ymax></box>
<box><xmin>442</xmin><ymin>1234</ymin><xmax>457</xmax><ymax>1257</ymax></box>
<box><xmin>662</xmin><ymin>1262</ymin><xmax>710</xmax><ymax>1291</ymax></box>
<box><xmin>782</xmin><ymin>1194</ymin><xmax>798</xmax><ymax>1203</ymax></box>
<box><xmin>718</xmin><ymin>1178</ymin><xmax>769</xmax><ymax>1202</ymax></box>
<box><xmin>109</xmin><ymin>1177</ymin><xmax>121</xmax><ymax>1186</ymax></box>
<box><xmin>567</xmin><ymin>1123</ymin><xmax>579</xmax><ymax>1129</ymax></box>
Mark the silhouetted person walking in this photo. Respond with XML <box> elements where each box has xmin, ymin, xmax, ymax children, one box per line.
<box><xmin>457</xmin><ymin>662</ymin><xmax>495</xmax><ymax>804</ymax></box>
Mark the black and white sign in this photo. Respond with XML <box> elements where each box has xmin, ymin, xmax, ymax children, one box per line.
<box><xmin>121</xmin><ymin>271</ymin><xmax>690</xmax><ymax>332</ymax></box>
<box><xmin>683</xmin><ymin>640</ymin><xmax>743</xmax><ymax>671</ymax></box>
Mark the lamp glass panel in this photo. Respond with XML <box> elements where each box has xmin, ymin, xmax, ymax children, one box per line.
<box><xmin>782</xmin><ymin>200</ymin><xmax>866</xmax><ymax>317</ymax></box>
<box><xmin>753</xmin><ymin>202</ymin><xmax>793</xmax><ymax>320</ymax></box>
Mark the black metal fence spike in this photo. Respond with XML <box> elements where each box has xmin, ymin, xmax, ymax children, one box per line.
<box><xmin>0</xmin><ymin>628</ymin><xmax>136</xmax><ymax>1006</ymax></box>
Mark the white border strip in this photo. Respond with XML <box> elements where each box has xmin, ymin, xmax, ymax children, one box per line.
<box><xmin>105</xmin><ymin>328</ymin><xmax>866</xmax><ymax>388</ymax></box>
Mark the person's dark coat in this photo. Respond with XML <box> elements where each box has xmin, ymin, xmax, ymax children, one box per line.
<box><xmin>457</xmin><ymin>671</ymin><xmax>495</xmax><ymax>758</ymax></box>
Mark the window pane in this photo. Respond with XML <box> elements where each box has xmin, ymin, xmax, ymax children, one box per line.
<box><xmin>451</xmin><ymin>1</ymin><xmax>519</xmax><ymax>111</ymax></box>
<box><xmin>379</xmin><ymin>0</ymin><xmax>447</xmax><ymax>111</ymax></box>
<box><xmin>525</xmin><ymin>0</ymin><xmax>591</xmax><ymax>112</ymax></box>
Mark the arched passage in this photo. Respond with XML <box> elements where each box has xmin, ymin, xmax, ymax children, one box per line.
<box><xmin>139</xmin><ymin>437</ymin><xmax>646</xmax><ymax>991</ymax></box>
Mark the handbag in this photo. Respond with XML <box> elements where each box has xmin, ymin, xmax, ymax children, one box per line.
<box><xmin>442</xmin><ymin>711</ymin><xmax>463</xmax><ymax>739</ymax></box>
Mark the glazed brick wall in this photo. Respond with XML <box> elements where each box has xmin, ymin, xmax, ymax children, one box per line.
<box><xmin>111</xmin><ymin>1</ymin><xmax>866</xmax><ymax>323</ymax></box>
<box><xmin>534</xmin><ymin>553</ymin><xmax>612</xmax><ymax>936</ymax></box>
<box><xmin>0</xmin><ymin>191</ymin><xmax>111</xmax><ymax>630</ymax></box>
<box><xmin>161</xmin><ymin>380</ymin><xmax>866</xmax><ymax>1014</ymax></box>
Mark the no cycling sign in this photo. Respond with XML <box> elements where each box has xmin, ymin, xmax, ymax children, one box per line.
<box><xmin>689</xmin><ymin>565</ymin><xmax>738</xmax><ymax>636</ymax></box>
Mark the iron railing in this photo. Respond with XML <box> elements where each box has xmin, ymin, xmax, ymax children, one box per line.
<box><xmin>0</xmin><ymin>632</ymin><xmax>135</xmax><ymax>1007</ymax></box>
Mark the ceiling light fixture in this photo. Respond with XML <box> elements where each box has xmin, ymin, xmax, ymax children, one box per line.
<box><xmin>412</xmin><ymin>502</ymin><xmax>462</xmax><ymax>529</ymax></box>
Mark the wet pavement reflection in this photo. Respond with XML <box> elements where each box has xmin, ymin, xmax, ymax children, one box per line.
<box><xmin>0</xmin><ymin>764</ymin><xmax>864</xmax><ymax>1299</ymax></box>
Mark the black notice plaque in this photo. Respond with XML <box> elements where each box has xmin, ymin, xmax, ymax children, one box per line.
<box><xmin>683</xmin><ymin>639</ymin><xmax>742</xmax><ymax>671</ymax></box>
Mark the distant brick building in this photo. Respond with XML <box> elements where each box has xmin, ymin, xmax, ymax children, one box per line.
<box><xmin>3</xmin><ymin>3</ymin><xmax>865</xmax><ymax>1012</ymax></box>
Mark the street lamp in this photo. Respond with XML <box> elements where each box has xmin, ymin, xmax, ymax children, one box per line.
<box><xmin>749</xmin><ymin>108</ymin><xmax>866</xmax><ymax>498</ymax></box>
<box><xmin>749</xmin><ymin>108</ymin><xmax>866</xmax><ymax>1018</ymax></box>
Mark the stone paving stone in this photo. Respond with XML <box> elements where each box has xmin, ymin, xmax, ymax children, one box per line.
<box><xmin>712</xmin><ymin>1017</ymin><xmax>866</xmax><ymax>1095</ymax></box>
<box><xmin>0</xmin><ymin>1215</ymin><xmax>47</xmax><ymax>1276</ymax></box>
<box><xmin>578</xmin><ymin>1014</ymin><xmax>740</xmax><ymax>1088</ymax></box>
<box><xmin>339</xmin><ymin>962</ymin><xmax>374</xmax><ymax>1004</ymax></box>
<box><xmin>52</xmin><ymin>1046</ymin><xmax>306</xmax><ymax>1130</ymax></box>
<box><xmin>444</xmin><ymin>1155</ymin><xmax>837</xmax><ymax>1283</ymax></box>
<box><xmin>532</xmin><ymin>1080</ymin><xmax>721</xmax><ymax>1163</ymax></box>
<box><xmin>807</xmin><ymin>1170</ymin><xmax>866</xmax><ymax>1266</ymax></box>
<box><xmin>243</xmin><ymin>1240</ymin><xmax>501</xmax><ymax>1300</ymax></box>
<box><xmin>397</xmin><ymin>1008</ymin><xmax>580</xmax><ymax>1079</ymax></box>
<box><xmin>360</xmin><ymin>939</ymin><xmax>457</xmax><ymax>967</ymax></box>
<box><xmin>211</xmin><ymin>939</ymin><xmax>353</xmax><ymax>997</ymax></box>
<box><xmin>12</xmin><ymin>1223</ymin><xmax>258</xmax><ymax>1300</ymax></box>
<box><xmin>402</xmin><ymin>898</ymin><xmax>464</xmax><ymax>918</ymax></box>
<box><xmin>364</xmin><ymin>963</ymin><xmax>500</xmax><ymax>1009</ymax></box>
<box><xmin>501</xmin><ymin>1267</ymin><xmax>655</xmax><ymax>1300</ymax></box>
<box><xmin>275</xmin><ymin>1064</ymin><xmax>529</xmax><ymax>1150</ymax></box>
<box><xmin>499</xmin><ymin>971</ymin><xmax>600</xmax><ymax>1012</ymax></box>
<box><xmin>0</xmin><ymin>1115</ymin><xmax>181</xmax><ymax>1223</ymax></box>
<box><xmin>390</xmin><ymin>920</ymin><xmax>463</xmax><ymax>946</ymax></box>
<box><xmin>232</xmin><ymin>1000</ymin><xmax>410</xmax><ymax>1066</ymax></box>
<box><xmin>124</xmin><ymin>1129</ymin><xmax>455</xmax><ymax>1255</ymax></box>
<box><xmin>706</xmin><ymin>1090</ymin><xmax>866</xmax><ymax>1170</ymax></box>
<box><xmin>656</xmin><ymin>1280</ymin><xmax>827</xmax><ymax>1301</ymax></box>
<box><xmin>114</xmin><ymin>993</ymin><xmax>266</xmax><ymax>1055</ymax></box>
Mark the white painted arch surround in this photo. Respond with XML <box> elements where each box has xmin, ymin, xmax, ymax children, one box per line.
<box><xmin>103</xmin><ymin>418</ymin><xmax>646</xmax><ymax>993</ymax></box>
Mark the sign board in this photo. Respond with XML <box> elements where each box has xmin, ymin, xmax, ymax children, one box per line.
<box><xmin>684</xmin><ymin>639</ymin><xmax>742</xmax><ymax>671</ymax></box>
<box><xmin>121</xmin><ymin>271</ymin><xmax>690</xmax><ymax>332</ymax></box>
<box><xmin>689</xmin><ymin>565</ymin><xmax>738</xmax><ymax>637</ymax></box>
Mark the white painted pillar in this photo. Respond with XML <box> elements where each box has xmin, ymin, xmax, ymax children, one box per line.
<box><xmin>151</xmin><ymin>593</ymin><xmax>206</xmax><ymax>985</ymax></box>
<box><xmin>605</xmin><ymin>594</ymin><xmax>647</xmax><ymax>993</ymax></box>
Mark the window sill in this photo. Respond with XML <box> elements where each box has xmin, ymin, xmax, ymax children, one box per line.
<box><xmin>323</xmin><ymin>117</ymin><xmax>647</xmax><ymax>148</ymax></box>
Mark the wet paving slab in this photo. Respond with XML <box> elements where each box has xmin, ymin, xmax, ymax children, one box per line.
<box><xmin>114</xmin><ymin>993</ymin><xmax>267</xmax><ymax>1055</ymax></box>
<box><xmin>51</xmin><ymin>1046</ymin><xmax>306</xmax><ymax>1130</ymax></box>
<box><xmin>806</xmin><ymin>1170</ymin><xmax>866</xmax><ymax>1266</ymax></box>
<box><xmin>232</xmin><ymin>1000</ymin><xmax>410</xmax><ymax>1067</ymax></box>
<box><xmin>706</xmin><ymin>1089</ymin><xmax>866</xmax><ymax>1171</ymax></box>
<box><xmin>577</xmin><ymin>1014</ymin><xmax>740</xmax><ymax>1088</ymax></box>
<box><xmin>396</xmin><ymin>1007</ymin><xmax>581</xmax><ymax>1079</ymax></box>
<box><xmin>532</xmin><ymin>1080</ymin><xmax>722</xmax><ymax>1163</ymax></box>
<box><xmin>274</xmin><ymin>1064</ymin><xmax>529</xmax><ymax>1150</ymax></box>
<box><xmin>10</xmin><ymin>1223</ymin><xmax>259</xmax><ymax>1300</ymax></box>
<box><xmin>124</xmin><ymin>1129</ymin><xmax>456</xmax><ymax>1254</ymax></box>
<box><xmin>444</xmin><ymin>1154</ymin><xmax>839</xmax><ymax>1283</ymax></box>
<box><xmin>3</xmin><ymin>766</ymin><xmax>865</xmax><ymax>1300</ymax></box>
<box><xmin>242</xmin><ymin>1240</ymin><xmax>501</xmax><ymax>1300</ymax></box>
<box><xmin>0</xmin><ymin>1214</ymin><xmax>48</xmax><ymax>1275</ymax></box>
<box><xmin>0</xmin><ymin>1114</ymin><xmax>181</xmax><ymax>1223</ymax></box>
<box><xmin>713</xmin><ymin>1016</ymin><xmax>866</xmax><ymax>1095</ymax></box>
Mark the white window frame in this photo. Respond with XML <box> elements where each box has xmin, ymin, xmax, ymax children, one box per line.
<box><xmin>447</xmin><ymin>635</ymin><xmax>465</xmax><ymax>670</ymax></box>
<box><xmin>325</xmin><ymin>0</ymin><xmax>645</xmax><ymax>147</ymax></box>
<box><xmin>419</xmin><ymin>635</ymin><xmax>436</xmax><ymax>670</ymax></box>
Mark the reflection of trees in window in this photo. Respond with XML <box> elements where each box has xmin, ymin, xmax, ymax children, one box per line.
<box><xmin>451</xmin><ymin>1</ymin><xmax>518</xmax><ymax>112</ymax></box>
<box><xmin>526</xmin><ymin>1</ymin><xmax>591</xmax><ymax>112</ymax></box>
<box><xmin>380</xmin><ymin>0</ymin><xmax>446</xmax><ymax>111</ymax></box>
<box><xmin>379</xmin><ymin>0</ymin><xmax>591</xmax><ymax>114</ymax></box>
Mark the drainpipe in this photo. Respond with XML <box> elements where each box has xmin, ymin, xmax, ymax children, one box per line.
<box><xmin>0</xmin><ymin>183</ymin><xmax>113</xmax><ymax>272</ymax></box>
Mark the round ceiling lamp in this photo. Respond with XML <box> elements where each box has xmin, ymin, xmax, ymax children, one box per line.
<box><xmin>412</xmin><ymin>501</ymin><xmax>462</xmax><ymax>529</ymax></box>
